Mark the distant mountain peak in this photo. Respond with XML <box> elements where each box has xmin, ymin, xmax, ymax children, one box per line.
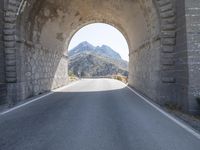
<box><xmin>76</xmin><ymin>41</ymin><xmax>95</xmax><ymax>48</ymax></box>
<box><xmin>79</xmin><ymin>41</ymin><xmax>93</xmax><ymax>46</ymax></box>
<box><xmin>69</xmin><ymin>41</ymin><xmax>122</xmax><ymax>60</ymax></box>
<box><xmin>101</xmin><ymin>44</ymin><xmax>109</xmax><ymax>47</ymax></box>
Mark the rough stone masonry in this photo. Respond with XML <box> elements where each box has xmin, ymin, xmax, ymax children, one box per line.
<box><xmin>0</xmin><ymin>0</ymin><xmax>199</xmax><ymax>113</ymax></box>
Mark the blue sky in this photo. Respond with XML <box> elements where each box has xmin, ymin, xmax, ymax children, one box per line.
<box><xmin>68</xmin><ymin>23</ymin><xmax>129</xmax><ymax>61</ymax></box>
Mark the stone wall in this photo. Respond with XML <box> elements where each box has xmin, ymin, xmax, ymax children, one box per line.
<box><xmin>185</xmin><ymin>0</ymin><xmax>200</xmax><ymax>113</ymax></box>
<box><xmin>2</xmin><ymin>0</ymin><xmax>69</xmax><ymax>104</ymax></box>
<box><xmin>175</xmin><ymin>0</ymin><xmax>189</xmax><ymax>110</ymax></box>
<box><xmin>13</xmin><ymin>37</ymin><xmax>68</xmax><ymax>102</ymax></box>
<box><xmin>129</xmin><ymin>0</ymin><xmax>177</xmax><ymax>105</ymax></box>
<box><xmin>0</xmin><ymin>0</ymin><xmax>5</xmax><ymax>83</ymax></box>
<box><xmin>129</xmin><ymin>39</ymin><xmax>162</xmax><ymax>102</ymax></box>
<box><xmin>0</xmin><ymin>0</ymin><xmax>6</xmax><ymax>104</ymax></box>
<box><xmin>158</xmin><ymin>0</ymin><xmax>177</xmax><ymax>104</ymax></box>
<box><xmin>13</xmin><ymin>40</ymin><xmax>68</xmax><ymax>102</ymax></box>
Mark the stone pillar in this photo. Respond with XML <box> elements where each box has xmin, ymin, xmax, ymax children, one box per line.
<box><xmin>158</xmin><ymin>0</ymin><xmax>177</xmax><ymax>104</ymax></box>
<box><xmin>175</xmin><ymin>0</ymin><xmax>188</xmax><ymax>111</ymax></box>
<box><xmin>0</xmin><ymin>0</ymin><xmax>7</xmax><ymax>105</ymax></box>
<box><xmin>184</xmin><ymin>0</ymin><xmax>200</xmax><ymax>113</ymax></box>
<box><xmin>3</xmin><ymin>0</ymin><xmax>21</xmax><ymax>106</ymax></box>
<box><xmin>0</xmin><ymin>0</ymin><xmax>5</xmax><ymax>83</ymax></box>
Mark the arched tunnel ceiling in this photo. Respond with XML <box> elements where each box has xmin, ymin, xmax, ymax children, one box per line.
<box><xmin>19</xmin><ymin>0</ymin><xmax>160</xmax><ymax>54</ymax></box>
<box><xmin>9</xmin><ymin>0</ymin><xmax>164</xmax><ymax>102</ymax></box>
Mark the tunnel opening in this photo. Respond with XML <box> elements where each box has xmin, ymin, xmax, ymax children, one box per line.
<box><xmin>4</xmin><ymin>0</ymin><xmax>192</xmax><ymax>112</ymax></box>
<box><xmin>5</xmin><ymin>0</ymin><xmax>170</xmax><ymax>105</ymax></box>
<box><xmin>67</xmin><ymin>23</ymin><xmax>129</xmax><ymax>82</ymax></box>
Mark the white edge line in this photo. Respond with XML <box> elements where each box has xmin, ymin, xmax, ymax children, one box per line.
<box><xmin>0</xmin><ymin>81</ymin><xmax>79</xmax><ymax>116</ymax></box>
<box><xmin>126</xmin><ymin>85</ymin><xmax>200</xmax><ymax>140</ymax></box>
<box><xmin>0</xmin><ymin>92</ymin><xmax>54</xmax><ymax>115</ymax></box>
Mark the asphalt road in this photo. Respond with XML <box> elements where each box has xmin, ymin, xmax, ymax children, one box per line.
<box><xmin>0</xmin><ymin>79</ymin><xmax>200</xmax><ymax>150</ymax></box>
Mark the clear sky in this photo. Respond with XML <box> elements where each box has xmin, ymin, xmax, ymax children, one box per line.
<box><xmin>68</xmin><ymin>23</ymin><xmax>129</xmax><ymax>61</ymax></box>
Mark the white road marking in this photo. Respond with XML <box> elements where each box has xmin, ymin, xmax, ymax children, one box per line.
<box><xmin>126</xmin><ymin>85</ymin><xmax>200</xmax><ymax>140</ymax></box>
<box><xmin>0</xmin><ymin>81</ymin><xmax>79</xmax><ymax>115</ymax></box>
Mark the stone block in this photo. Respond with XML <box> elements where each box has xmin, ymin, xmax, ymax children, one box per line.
<box><xmin>162</xmin><ymin>77</ymin><xmax>176</xmax><ymax>83</ymax></box>
<box><xmin>162</xmin><ymin>38</ymin><xmax>176</xmax><ymax>45</ymax></box>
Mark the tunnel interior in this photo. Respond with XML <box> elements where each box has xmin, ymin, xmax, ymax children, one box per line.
<box><xmin>14</xmin><ymin>0</ymin><xmax>161</xmax><ymax>101</ymax></box>
<box><xmin>4</xmin><ymin>0</ymin><xmax>191</xmax><ymax>111</ymax></box>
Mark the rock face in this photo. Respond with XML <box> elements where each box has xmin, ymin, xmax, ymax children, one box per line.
<box><xmin>69</xmin><ymin>42</ymin><xmax>128</xmax><ymax>77</ymax></box>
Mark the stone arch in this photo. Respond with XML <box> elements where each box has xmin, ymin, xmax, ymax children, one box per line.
<box><xmin>3</xmin><ymin>0</ymin><xmax>179</xmax><ymax>108</ymax></box>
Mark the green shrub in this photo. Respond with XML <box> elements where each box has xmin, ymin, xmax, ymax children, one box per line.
<box><xmin>164</xmin><ymin>102</ymin><xmax>177</xmax><ymax>110</ymax></box>
<box><xmin>69</xmin><ymin>71</ymin><xmax>75</xmax><ymax>77</ymax></box>
<box><xmin>116</xmin><ymin>76</ymin><xmax>123</xmax><ymax>81</ymax></box>
<box><xmin>112</xmin><ymin>75</ymin><xmax>128</xmax><ymax>84</ymax></box>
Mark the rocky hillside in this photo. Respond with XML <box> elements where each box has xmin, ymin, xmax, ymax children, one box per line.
<box><xmin>69</xmin><ymin>41</ymin><xmax>128</xmax><ymax>78</ymax></box>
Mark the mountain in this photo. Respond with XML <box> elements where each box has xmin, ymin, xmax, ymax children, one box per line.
<box><xmin>94</xmin><ymin>45</ymin><xmax>121</xmax><ymax>60</ymax></box>
<box><xmin>69</xmin><ymin>41</ymin><xmax>95</xmax><ymax>56</ymax></box>
<box><xmin>69</xmin><ymin>41</ymin><xmax>122</xmax><ymax>60</ymax></box>
<box><xmin>68</xmin><ymin>41</ymin><xmax>128</xmax><ymax>78</ymax></box>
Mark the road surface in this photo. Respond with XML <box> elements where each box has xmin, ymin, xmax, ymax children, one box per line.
<box><xmin>0</xmin><ymin>79</ymin><xmax>200</xmax><ymax>150</ymax></box>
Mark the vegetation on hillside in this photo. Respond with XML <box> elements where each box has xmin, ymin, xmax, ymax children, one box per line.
<box><xmin>68</xmin><ymin>41</ymin><xmax>129</xmax><ymax>82</ymax></box>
